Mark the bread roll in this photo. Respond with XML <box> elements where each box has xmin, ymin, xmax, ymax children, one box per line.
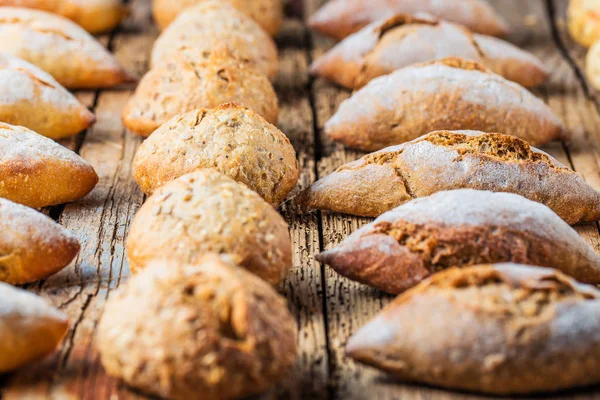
<box><xmin>152</xmin><ymin>0</ymin><xmax>283</xmax><ymax>36</ymax></box>
<box><xmin>326</xmin><ymin>58</ymin><xmax>564</xmax><ymax>151</ymax></box>
<box><xmin>299</xmin><ymin>130</ymin><xmax>600</xmax><ymax>224</ymax></box>
<box><xmin>587</xmin><ymin>38</ymin><xmax>600</xmax><ymax>89</ymax></box>
<box><xmin>123</xmin><ymin>51</ymin><xmax>278</xmax><ymax>137</ymax></box>
<box><xmin>0</xmin><ymin>54</ymin><xmax>95</xmax><ymax>138</ymax></box>
<box><xmin>568</xmin><ymin>0</ymin><xmax>600</xmax><ymax>47</ymax></box>
<box><xmin>0</xmin><ymin>198</ymin><xmax>80</xmax><ymax>284</ymax></box>
<box><xmin>311</xmin><ymin>15</ymin><xmax>547</xmax><ymax>89</ymax></box>
<box><xmin>309</xmin><ymin>0</ymin><xmax>509</xmax><ymax>40</ymax></box>
<box><xmin>0</xmin><ymin>283</ymin><xmax>68</xmax><ymax>373</ymax></box>
<box><xmin>0</xmin><ymin>123</ymin><xmax>98</xmax><ymax>208</ymax></box>
<box><xmin>151</xmin><ymin>1</ymin><xmax>278</xmax><ymax>79</ymax></box>
<box><xmin>316</xmin><ymin>189</ymin><xmax>600</xmax><ymax>294</ymax></box>
<box><xmin>126</xmin><ymin>170</ymin><xmax>292</xmax><ymax>285</ymax></box>
<box><xmin>0</xmin><ymin>0</ymin><xmax>126</xmax><ymax>33</ymax></box>
<box><xmin>0</xmin><ymin>7</ymin><xmax>132</xmax><ymax>88</ymax></box>
<box><xmin>133</xmin><ymin>104</ymin><xmax>298</xmax><ymax>204</ymax></box>
<box><xmin>347</xmin><ymin>264</ymin><xmax>600</xmax><ymax>394</ymax></box>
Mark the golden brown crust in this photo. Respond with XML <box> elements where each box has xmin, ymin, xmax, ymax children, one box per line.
<box><xmin>346</xmin><ymin>264</ymin><xmax>600</xmax><ymax>394</ymax></box>
<box><xmin>0</xmin><ymin>123</ymin><xmax>98</xmax><ymax>208</ymax></box>
<box><xmin>309</xmin><ymin>0</ymin><xmax>509</xmax><ymax>40</ymax></box>
<box><xmin>325</xmin><ymin>58</ymin><xmax>564</xmax><ymax>152</ymax></box>
<box><xmin>316</xmin><ymin>189</ymin><xmax>600</xmax><ymax>294</ymax></box>
<box><xmin>568</xmin><ymin>0</ymin><xmax>600</xmax><ymax>47</ymax></box>
<box><xmin>126</xmin><ymin>170</ymin><xmax>292</xmax><ymax>285</ymax></box>
<box><xmin>0</xmin><ymin>282</ymin><xmax>68</xmax><ymax>373</ymax></box>
<box><xmin>151</xmin><ymin>1</ymin><xmax>278</xmax><ymax>79</ymax></box>
<box><xmin>152</xmin><ymin>0</ymin><xmax>283</xmax><ymax>36</ymax></box>
<box><xmin>96</xmin><ymin>255</ymin><xmax>297</xmax><ymax>400</ymax></box>
<box><xmin>133</xmin><ymin>104</ymin><xmax>298</xmax><ymax>205</ymax></box>
<box><xmin>123</xmin><ymin>52</ymin><xmax>278</xmax><ymax>137</ymax></box>
<box><xmin>298</xmin><ymin>130</ymin><xmax>600</xmax><ymax>224</ymax></box>
<box><xmin>0</xmin><ymin>198</ymin><xmax>80</xmax><ymax>284</ymax></box>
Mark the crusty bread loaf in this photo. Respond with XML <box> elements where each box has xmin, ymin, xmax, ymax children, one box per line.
<box><xmin>152</xmin><ymin>0</ymin><xmax>283</xmax><ymax>37</ymax></box>
<box><xmin>316</xmin><ymin>189</ymin><xmax>600</xmax><ymax>294</ymax></box>
<box><xmin>0</xmin><ymin>0</ymin><xmax>126</xmax><ymax>33</ymax></box>
<box><xmin>123</xmin><ymin>51</ymin><xmax>278</xmax><ymax>137</ymax></box>
<box><xmin>0</xmin><ymin>282</ymin><xmax>68</xmax><ymax>373</ymax></box>
<box><xmin>126</xmin><ymin>170</ymin><xmax>292</xmax><ymax>285</ymax></box>
<box><xmin>309</xmin><ymin>0</ymin><xmax>509</xmax><ymax>40</ymax></box>
<box><xmin>151</xmin><ymin>1</ymin><xmax>278</xmax><ymax>79</ymax></box>
<box><xmin>568</xmin><ymin>0</ymin><xmax>600</xmax><ymax>47</ymax></box>
<box><xmin>96</xmin><ymin>254</ymin><xmax>297</xmax><ymax>400</ymax></box>
<box><xmin>0</xmin><ymin>198</ymin><xmax>80</xmax><ymax>284</ymax></box>
<box><xmin>0</xmin><ymin>123</ymin><xmax>98</xmax><ymax>208</ymax></box>
<box><xmin>311</xmin><ymin>15</ymin><xmax>547</xmax><ymax>89</ymax></box>
<box><xmin>0</xmin><ymin>54</ymin><xmax>95</xmax><ymax>138</ymax></box>
<box><xmin>0</xmin><ymin>7</ymin><xmax>132</xmax><ymax>88</ymax></box>
<box><xmin>298</xmin><ymin>130</ymin><xmax>600</xmax><ymax>224</ymax></box>
<box><xmin>325</xmin><ymin>58</ymin><xmax>564</xmax><ymax>151</ymax></box>
<box><xmin>347</xmin><ymin>264</ymin><xmax>600</xmax><ymax>394</ymax></box>
<box><xmin>133</xmin><ymin>104</ymin><xmax>298</xmax><ymax>204</ymax></box>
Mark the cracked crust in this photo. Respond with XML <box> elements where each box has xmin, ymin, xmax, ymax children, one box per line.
<box><xmin>151</xmin><ymin>1</ymin><xmax>278</xmax><ymax>79</ymax></box>
<box><xmin>123</xmin><ymin>51</ymin><xmax>278</xmax><ymax>137</ymax></box>
<box><xmin>568</xmin><ymin>0</ymin><xmax>600</xmax><ymax>47</ymax></box>
<box><xmin>309</xmin><ymin>0</ymin><xmax>509</xmax><ymax>40</ymax></box>
<box><xmin>126</xmin><ymin>170</ymin><xmax>292</xmax><ymax>285</ymax></box>
<box><xmin>133</xmin><ymin>104</ymin><xmax>298</xmax><ymax>205</ymax></box>
<box><xmin>310</xmin><ymin>15</ymin><xmax>547</xmax><ymax>89</ymax></box>
<box><xmin>325</xmin><ymin>58</ymin><xmax>564</xmax><ymax>151</ymax></box>
<box><xmin>297</xmin><ymin>130</ymin><xmax>600</xmax><ymax>224</ymax></box>
<box><xmin>0</xmin><ymin>282</ymin><xmax>68</xmax><ymax>373</ymax></box>
<box><xmin>0</xmin><ymin>198</ymin><xmax>80</xmax><ymax>284</ymax></box>
<box><xmin>316</xmin><ymin>189</ymin><xmax>600</xmax><ymax>294</ymax></box>
<box><xmin>0</xmin><ymin>123</ymin><xmax>98</xmax><ymax>208</ymax></box>
<box><xmin>346</xmin><ymin>263</ymin><xmax>600</xmax><ymax>394</ymax></box>
<box><xmin>152</xmin><ymin>0</ymin><xmax>283</xmax><ymax>37</ymax></box>
<box><xmin>0</xmin><ymin>7</ymin><xmax>132</xmax><ymax>88</ymax></box>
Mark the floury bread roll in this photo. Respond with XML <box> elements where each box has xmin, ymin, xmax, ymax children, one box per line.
<box><xmin>0</xmin><ymin>0</ymin><xmax>126</xmax><ymax>33</ymax></box>
<box><xmin>152</xmin><ymin>0</ymin><xmax>283</xmax><ymax>36</ymax></box>
<box><xmin>0</xmin><ymin>54</ymin><xmax>95</xmax><ymax>139</ymax></box>
<box><xmin>347</xmin><ymin>264</ymin><xmax>600</xmax><ymax>394</ymax></box>
<box><xmin>317</xmin><ymin>189</ymin><xmax>600</xmax><ymax>294</ymax></box>
<box><xmin>0</xmin><ymin>283</ymin><xmax>68</xmax><ymax>373</ymax></box>
<box><xmin>568</xmin><ymin>0</ymin><xmax>600</xmax><ymax>47</ymax></box>
<box><xmin>311</xmin><ymin>15</ymin><xmax>547</xmax><ymax>89</ymax></box>
<box><xmin>325</xmin><ymin>58</ymin><xmax>564</xmax><ymax>151</ymax></box>
<box><xmin>298</xmin><ymin>130</ymin><xmax>600</xmax><ymax>224</ymax></box>
<box><xmin>309</xmin><ymin>0</ymin><xmax>509</xmax><ymax>40</ymax></box>
<box><xmin>0</xmin><ymin>7</ymin><xmax>133</xmax><ymax>88</ymax></box>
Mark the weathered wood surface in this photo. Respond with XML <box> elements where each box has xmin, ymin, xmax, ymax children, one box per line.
<box><xmin>3</xmin><ymin>0</ymin><xmax>600</xmax><ymax>399</ymax></box>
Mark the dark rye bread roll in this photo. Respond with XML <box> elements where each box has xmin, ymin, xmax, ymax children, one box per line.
<box><xmin>346</xmin><ymin>264</ymin><xmax>600</xmax><ymax>394</ymax></box>
<box><xmin>298</xmin><ymin>130</ymin><xmax>600</xmax><ymax>224</ymax></box>
<box><xmin>316</xmin><ymin>189</ymin><xmax>600</xmax><ymax>294</ymax></box>
<box><xmin>309</xmin><ymin>0</ymin><xmax>509</xmax><ymax>40</ymax></box>
<box><xmin>325</xmin><ymin>58</ymin><xmax>564</xmax><ymax>152</ymax></box>
<box><xmin>311</xmin><ymin>15</ymin><xmax>547</xmax><ymax>89</ymax></box>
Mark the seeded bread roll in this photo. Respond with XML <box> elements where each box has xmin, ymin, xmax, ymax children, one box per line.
<box><xmin>0</xmin><ymin>123</ymin><xmax>98</xmax><ymax>208</ymax></box>
<box><xmin>568</xmin><ymin>0</ymin><xmax>600</xmax><ymax>47</ymax></box>
<box><xmin>298</xmin><ymin>130</ymin><xmax>600</xmax><ymax>224</ymax></box>
<box><xmin>317</xmin><ymin>189</ymin><xmax>600</xmax><ymax>294</ymax></box>
<box><xmin>123</xmin><ymin>51</ymin><xmax>278</xmax><ymax>137</ymax></box>
<box><xmin>325</xmin><ymin>58</ymin><xmax>564</xmax><ymax>151</ymax></box>
<box><xmin>311</xmin><ymin>15</ymin><xmax>547</xmax><ymax>89</ymax></box>
<box><xmin>0</xmin><ymin>7</ymin><xmax>132</xmax><ymax>89</ymax></box>
<box><xmin>152</xmin><ymin>0</ymin><xmax>283</xmax><ymax>37</ymax></box>
<box><xmin>97</xmin><ymin>255</ymin><xmax>297</xmax><ymax>400</ymax></box>
<box><xmin>0</xmin><ymin>0</ymin><xmax>126</xmax><ymax>34</ymax></box>
<box><xmin>151</xmin><ymin>1</ymin><xmax>278</xmax><ymax>79</ymax></box>
<box><xmin>126</xmin><ymin>170</ymin><xmax>292</xmax><ymax>285</ymax></box>
<box><xmin>0</xmin><ymin>282</ymin><xmax>68</xmax><ymax>373</ymax></box>
<box><xmin>347</xmin><ymin>264</ymin><xmax>600</xmax><ymax>394</ymax></box>
<box><xmin>133</xmin><ymin>104</ymin><xmax>298</xmax><ymax>204</ymax></box>
<box><xmin>309</xmin><ymin>0</ymin><xmax>509</xmax><ymax>40</ymax></box>
<box><xmin>0</xmin><ymin>198</ymin><xmax>80</xmax><ymax>284</ymax></box>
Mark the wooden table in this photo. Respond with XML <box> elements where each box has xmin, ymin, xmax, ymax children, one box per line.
<box><xmin>2</xmin><ymin>0</ymin><xmax>600</xmax><ymax>399</ymax></box>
